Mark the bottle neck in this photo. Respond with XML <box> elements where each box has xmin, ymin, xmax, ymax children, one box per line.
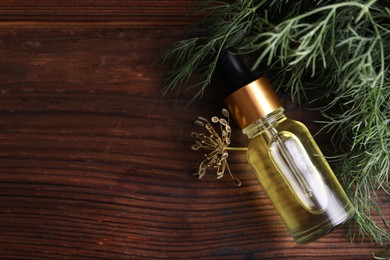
<box><xmin>242</xmin><ymin>107</ymin><xmax>286</xmax><ymax>139</ymax></box>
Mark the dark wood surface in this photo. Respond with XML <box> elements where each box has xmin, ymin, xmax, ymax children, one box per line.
<box><xmin>0</xmin><ymin>1</ymin><xmax>199</xmax><ymax>27</ymax></box>
<box><xmin>0</xmin><ymin>1</ymin><xmax>388</xmax><ymax>259</ymax></box>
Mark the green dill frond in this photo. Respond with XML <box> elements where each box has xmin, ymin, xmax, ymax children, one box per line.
<box><xmin>162</xmin><ymin>0</ymin><xmax>263</xmax><ymax>100</ymax></box>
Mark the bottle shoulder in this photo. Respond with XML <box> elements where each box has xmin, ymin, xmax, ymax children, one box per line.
<box><xmin>278</xmin><ymin>118</ymin><xmax>309</xmax><ymax>132</ymax></box>
<box><xmin>248</xmin><ymin>117</ymin><xmax>313</xmax><ymax>145</ymax></box>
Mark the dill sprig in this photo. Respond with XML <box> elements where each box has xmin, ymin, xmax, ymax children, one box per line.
<box><xmin>163</xmin><ymin>0</ymin><xmax>389</xmax><ymax>245</ymax></box>
<box><xmin>191</xmin><ymin>108</ymin><xmax>246</xmax><ymax>187</ymax></box>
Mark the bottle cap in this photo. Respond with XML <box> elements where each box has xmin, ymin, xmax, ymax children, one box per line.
<box><xmin>217</xmin><ymin>50</ymin><xmax>282</xmax><ymax>129</ymax></box>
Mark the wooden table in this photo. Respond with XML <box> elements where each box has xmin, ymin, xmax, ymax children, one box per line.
<box><xmin>0</xmin><ymin>1</ymin><xmax>388</xmax><ymax>259</ymax></box>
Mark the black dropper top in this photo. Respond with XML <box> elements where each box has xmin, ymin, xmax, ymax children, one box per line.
<box><xmin>217</xmin><ymin>49</ymin><xmax>256</xmax><ymax>95</ymax></box>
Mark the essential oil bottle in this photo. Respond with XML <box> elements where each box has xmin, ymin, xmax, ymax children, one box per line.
<box><xmin>218</xmin><ymin>50</ymin><xmax>354</xmax><ymax>244</ymax></box>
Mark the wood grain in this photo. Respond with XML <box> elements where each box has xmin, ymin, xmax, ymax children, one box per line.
<box><xmin>0</xmin><ymin>0</ymin><xmax>198</xmax><ymax>27</ymax></box>
<box><xmin>0</xmin><ymin>1</ymin><xmax>388</xmax><ymax>259</ymax></box>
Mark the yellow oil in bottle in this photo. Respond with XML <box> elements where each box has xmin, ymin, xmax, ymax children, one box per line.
<box><xmin>218</xmin><ymin>50</ymin><xmax>354</xmax><ymax>243</ymax></box>
<box><xmin>245</xmin><ymin>109</ymin><xmax>354</xmax><ymax>243</ymax></box>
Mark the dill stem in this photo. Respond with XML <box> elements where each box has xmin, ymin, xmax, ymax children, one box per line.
<box><xmin>225</xmin><ymin>147</ymin><xmax>248</xmax><ymax>151</ymax></box>
<box><xmin>278</xmin><ymin>2</ymin><xmax>368</xmax><ymax>26</ymax></box>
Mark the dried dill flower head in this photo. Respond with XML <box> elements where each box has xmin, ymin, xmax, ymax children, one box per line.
<box><xmin>191</xmin><ymin>108</ymin><xmax>246</xmax><ymax>186</ymax></box>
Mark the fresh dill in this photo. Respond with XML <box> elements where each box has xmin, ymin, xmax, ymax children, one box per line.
<box><xmin>163</xmin><ymin>0</ymin><xmax>389</xmax><ymax>246</ymax></box>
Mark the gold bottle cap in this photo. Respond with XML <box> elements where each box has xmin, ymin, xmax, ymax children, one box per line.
<box><xmin>224</xmin><ymin>77</ymin><xmax>282</xmax><ymax>129</ymax></box>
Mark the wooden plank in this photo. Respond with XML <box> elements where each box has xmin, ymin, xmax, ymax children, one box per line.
<box><xmin>0</xmin><ymin>0</ymin><xmax>198</xmax><ymax>27</ymax></box>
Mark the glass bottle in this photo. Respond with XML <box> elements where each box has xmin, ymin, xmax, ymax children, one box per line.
<box><xmin>218</xmin><ymin>50</ymin><xmax>354</xmax><ymax>244</ymax></box>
